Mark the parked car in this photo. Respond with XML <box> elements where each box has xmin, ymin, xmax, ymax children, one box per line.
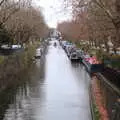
<box><xmin>69</xmin><ymin>52</ymin><xmax>80</xmax><ymax>62</ymax></box>
<box><xmin>61</xmin><ymin>41</ymin><xmax>76</xmax><ymax>51</ymax></box>
<box><xmin>76</xmin><ymin>49</ymin><xmax>84</xmax><ymax>62</ymax></box>
<box><xmin>65</xmin><ymin>44</ymin><xmax>74</xmax><ymax>52</ymax></box>
<box><xmin>1</xmin><ymin>44</ymin><xmax>22</xmax><ymax>49</ymax></box>
<box><xmin>0</xmin><ymin>44</ymin><xmax>23</xmax><ymax>55</ymax></box>
<box><xmin>12</xmin><ymin>45</ymin><xmax>22</xmax><ymax>49</ymax></box>
<box><xmin>60</xmin><ymin>41</ymin><xmax>67</xmax><ymax>49</ymax></box>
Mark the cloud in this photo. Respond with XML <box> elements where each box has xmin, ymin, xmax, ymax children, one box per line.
<box><xmin>33</xmin><ymin>0</ymin><xmax>72</xmax><ymax>28</ymax></box>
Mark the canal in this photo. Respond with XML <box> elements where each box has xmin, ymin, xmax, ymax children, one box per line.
<box><xmin>0</xmin><ymin>40</ymin><xmax>92</xmax><ymax>120</ymax></box>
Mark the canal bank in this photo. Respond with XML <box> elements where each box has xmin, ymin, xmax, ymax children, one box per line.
<box><xmin>0</xmin><ymin>43</ymin><xmax>39</xmax><ymax>92</ymax></box>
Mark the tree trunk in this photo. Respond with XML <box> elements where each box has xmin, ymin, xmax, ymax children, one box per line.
<box><xmin>103</xmin><ymin>38</ymin><xmax>109</xmax><ymax>53</ymax></box>
<box><xmin>115</xmin><ymin>27</ymin><xmax>120</xmax><ymax>47</ymax></box>
<box><xmin>113</xmin><ymin>47</ymin><xmax>117</xmax><ymax>54</ymax></box>
<box><xmin>112</xmin><ymin>25</ymin><xmax>120</xmax><ymax>54</ymax></box>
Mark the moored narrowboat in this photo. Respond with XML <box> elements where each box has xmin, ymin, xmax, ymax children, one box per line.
<box><xmin>83</xmin><ymin>56</ymin><xmax>104</xmax><ymax>73</ymax></box>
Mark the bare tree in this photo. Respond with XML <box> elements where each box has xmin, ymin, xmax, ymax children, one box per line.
<box><xmin>63</xmin><ymin>0</ymin><xmax>120</xmax><ymax>53</ymax></box>
<box><xmin>0</xmin><ymin>0</ymin><xmax>49</xmax><ymax>45</ymax></box>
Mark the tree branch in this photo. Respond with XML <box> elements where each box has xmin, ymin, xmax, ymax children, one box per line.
<box><xmin>0</xmin><ymin>0</ymin><xmax>6</xmax><ymax>6</ymax></box>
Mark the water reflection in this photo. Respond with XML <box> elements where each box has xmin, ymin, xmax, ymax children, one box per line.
<box><xmin>0</xmin><ymin>57</ymin><xmax>46</xmax><ymax>120</ymax></box>
<box><xmin>0</xmin><ymin>41</ymin><xmax>91</xmax><ymax>120</ymax></box>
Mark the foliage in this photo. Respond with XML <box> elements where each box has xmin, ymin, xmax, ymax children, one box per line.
<box><xmin>0</xmin><ymin>43</ymin><xmax>37</xmax><ymax>91</ymax></box>
<box><xmin>91</xmin><ymin>49</ymin><xmax>120</xmax><ymax>69</ymax></box>
<box><xmin>0</xmin><ymin>56</ymin><xmax>5</xmax><ymax>64</ymax></box>
<box><xmin>0</xmin><ymin>26</ymin><xmax>12</xmax><ymax>45</ymax></box>
<box><xmin>93</xmin><ymin>103</ymin><xmax>101</xmax><ymax>120</ymax></box>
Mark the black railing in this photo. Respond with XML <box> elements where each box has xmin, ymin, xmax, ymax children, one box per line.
<box><xmin>111</xmin><ymin>99</ymin><xmax>120</xmax><ymax>120</ymax></box>
<box><xmin>102</xmin><ymin>67</ymin><xmax>120</xmax><ymax>88</ymax></box>
<box><xmin>96</xmin><ymin>73</ymin><xmax>120</xmax><ymax>120</ymax></box>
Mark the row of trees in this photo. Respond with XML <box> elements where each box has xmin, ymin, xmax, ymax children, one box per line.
<box><xmin>0</xmin><ymin>0</ymin><xmax>49</xmax><ymax>46</ymax></box>
<box><xmin>58</xmin><ymin>0</ymin><xmax>120</xmax><ymax>54</ymax></box>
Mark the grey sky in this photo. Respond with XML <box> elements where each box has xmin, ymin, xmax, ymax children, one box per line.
<box><xmin>33</xmin><ymin>0</ymin><xmax>72</xmax><ymax>28</ymax></box>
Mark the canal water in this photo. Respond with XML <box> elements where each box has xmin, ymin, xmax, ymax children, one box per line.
<box><xmin>0</xmin><ymin>40</ymin><xmax>92</xmax><ymax>120</ymax></box>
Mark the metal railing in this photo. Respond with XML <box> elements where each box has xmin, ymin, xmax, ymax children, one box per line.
<box><xmin>96</xmin><ymin>73</ymin><xmax>120</xmax><ymax>120</ymax></box>
<box><xmin>102</xmin><ymin>67</ymin><xmax>120</xmax><ymax>88</ymax></box>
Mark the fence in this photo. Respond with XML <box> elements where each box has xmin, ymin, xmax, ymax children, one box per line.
<box><xmin>96</xmin><ymin>73</ymin><xmax>120</xmax><ymax>120</ymax></box>
<box><xmin>102</xmin><ymin>67</ymin><xmax>120</xmax><ymax>88</ymax></box>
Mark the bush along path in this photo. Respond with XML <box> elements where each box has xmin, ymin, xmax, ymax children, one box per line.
<box><xmin>91</xmin><ymin>76</ymin><xmax>109</xmax><ymax>120</ymax></box>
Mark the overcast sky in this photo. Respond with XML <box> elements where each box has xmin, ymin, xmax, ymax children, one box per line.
<box><xmin>33</xmin><ymin>0</ymin><xmax>72</xmax><ymax>28</ymax></box>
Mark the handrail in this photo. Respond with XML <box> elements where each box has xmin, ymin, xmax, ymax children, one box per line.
<box><xmin>96</xmin><ymin>73</ymin><xmax>120</xmax><ymax>96</ymax></box>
